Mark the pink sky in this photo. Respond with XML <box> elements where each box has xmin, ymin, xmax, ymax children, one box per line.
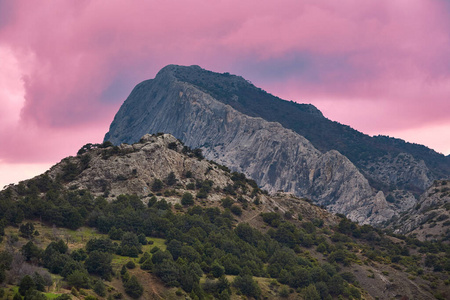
<box><xmin>1</xmin><ymin>0</ymin><xmax>450</xmax><ymax>189</ymax></box>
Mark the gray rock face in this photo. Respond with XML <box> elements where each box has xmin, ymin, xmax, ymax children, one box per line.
<box><xmin>364</xmin><ymin>152</ymin><xmax>433</xmax><ymax>192</ymax></box>
<box><xmin>105</xmin><ymin>65</ymin><xmax>398</xmax><ymax>225</ymax></box>
<box><xmin>391</xmin><ymin>180</ymin><xmax>450</xmax><ymax>240</ymax></box>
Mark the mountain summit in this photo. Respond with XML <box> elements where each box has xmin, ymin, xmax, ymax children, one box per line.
<box><xmin>105</xmin><ymin>65</ymin><xmax>450</xmax><ymax>225</ymax></box>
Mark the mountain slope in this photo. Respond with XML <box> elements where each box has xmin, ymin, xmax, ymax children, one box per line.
<box><xmin>1</xmin><ymin>134</ymin><xmax>449</xmax><ymax>299</ymax></box>
<box><xmin>390</xmin><ymin>180</ymin><xmax>450</xmax><ymax>240</ymax></box>
<box><xmin>169</xmin><ymin>65</ymin><xmax>449</xmax><ymax>194</ymax></box>
<box><xmin>105</xmin><ymin>66</ymin><xmax>398</xmax><ymax>225</ymax></box>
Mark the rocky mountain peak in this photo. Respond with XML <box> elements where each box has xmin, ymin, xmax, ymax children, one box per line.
<box><xmin>103</xmin><ymin>66</ymin><xmax>404</xmax><ymax>225</ymax></box>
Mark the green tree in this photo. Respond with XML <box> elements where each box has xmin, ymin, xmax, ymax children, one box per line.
<box><xmin>221</xmin><ymin>197</ymin><xmax>234</xmax><ymax>209</ymax></box>
<box><xmin>19</xmin><ymin>275</ymin><xmax>35</xmax><ymax>296</ymax></box>
<box><xmin>124</xmin><ymin>275</ymin><xmax>144</xmax><ymax>299</ymax></box>
<box><xmin>71</xmin><ymin>248</ymin><xmax>87</xmax><ymax>261</ymax></box>
<box><xmin>13</xmin><ymin>293</ymin><xmax>22</xmax><ymax>300</ymax></box>
<box><xmin>211</xmin><ymin>262</ymin><xmax>225</xmax><ymax>278</ymax></box>
<box><xmin>181</xmin><ymin>192</ymin><xmax>194</xmax><ymax>206</ymax></box>
<box><xmin>120</xmin><ymin>232</ymin><xmax>142</xmax><ymax>257</ymax></box>
<box><xmin>21</xmin><ymin>241</ymin><xmax>42</xmax><ymax>262</ymax></box>
<box><xmin>140</xmin><ymin>258</ymin><xmax>153</xmax><ymax>271</ymax></box>
<box><xmin>233</xmin><ymin>274</ymin><xmax>261</xmax><ymax>299</ymax></box>
<box><xmin>147</xmin><ymin>196</ymin><xmax>157</xmax><ymax>208</ymax></box>
<box><xmin>32</xmin><ymin>272</ymin><xmax>49</xmax><ymax>292</ymax></box>
<box><xmin>152</xmin><ymin>179</ymin><xmax>164</xmax><ymax>192</ymax></box>
<box><xmin>93</xmin><ymin>280</ymin><xmax>106</xmax><ymax>297</ymax></box>
<box><xmin>166</xmin><ymin>172</ymin><xmax>177</xmax><ymax>186</ymax></box>
<box><xmin>328</xmin><ymin>274</ymin><xmax>345</xmax><ymax>296</ymax></box>
<box><xmin>85</xmin><ymin>250</ymin><xmax>113</xmax><ymax>279</ymax></box>
<box><xmin>86</xmin><ymin>238</ymin><xmax>116</xmax><ymax>253</ymax></box>
<box><xmin>230</xmin><ymin>205</ymin><xmax>242</xmax><ymax>216</ymax></box>
<box><xmin>303</xmin><ymin>284</ymin><xmax>321</xmax><ymax>300</ymax></box>
<box><xmin>19</xmin><ymin>223</ymin><xmax>35</xmax><ymax>238</ymax></box>
<box><xmin>67</xmin><ymin>270</ymin><xmax>90</xmax><ymax>289</ymax></box>
<box><xmin>138</xmin><ymin>233</ymin><xmax>147</xmax><ymax>245</ymax></box>
<box><xmin>139</xmin><ymin>252</ymin><xmax>151</xmax><ymax>264</ymax></box>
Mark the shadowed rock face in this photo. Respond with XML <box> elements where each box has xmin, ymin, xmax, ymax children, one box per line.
<box><xmin>105</xmin><ymin>65</ymin><xmax>399</xmax><ymax>225</ymax></box>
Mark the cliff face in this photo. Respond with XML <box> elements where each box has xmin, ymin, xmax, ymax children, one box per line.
<box><xmin>160</xmin><ymin>65</ymin><xmax>448</xmax><ymax>200</ymax></box>
<box><xmin>105</xmin><ymin>65</ymin><xmax>399</xmax><ymax>225</ymax></box>
<box><xmin>390</xmin><ymin>180</ymin><xmax>450</xmax><ymax>240</ymax></box>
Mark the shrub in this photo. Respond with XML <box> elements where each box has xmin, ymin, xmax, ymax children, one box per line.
<box><xmin>279</xmin><ymin>286</ymin><xmax>290</xmax><ymax>298</ymax></box>
<box><xmin>152</xmin><ymin>179</ymin><xmax>164</xmax><ymax>192</ymax></box>
<box><xmin>211</xmin><ymin>262</ymin><xmax>225</xmax><ymax>278</ymax></box>
<box><xmin>93</xmin><ymin>280</ymin><xmax>106</xmax><ymax>297</ymax></box>
<box><xmin>233</xmin><ymin>274</ymin><xmax>261</xmax><ymax>299</ymax></box>
<box><xmin>166</xmin><ymin>172</ymin><xmax>177</xmax><ymax>186</ymax></box>
<box><xmin>181</xmin><ymin>193</ymin><xmax>194</xmax><ymax>206</ymax></box>
<box><xmin>19</xmin><ymin>275</ymin><xmax>35</xmax><ymax>296</ymax></box>
<box><xmin>19</xmin><ymin>222</ymin><xmax>35</xmax><ymax>238</ymax></box>
<box><xmin>230</xmin><ymin>205</ymin><xmax>242</xmax><ymax>216</ymax></box>
<box><xmin>67</xmin><ymin>270</ymin><xmax>90</xmax><ymax>289</ymax></box>
<box><xmin>140</xmin><ymin>258</ymin><xmax>153</xmax><ymax>271</ymax></box>
<box><xmin>126</xmin><ymin>261</ymin><xmax>136</xmax><ymax>269</ymax></box>
<box><xmin>221</xmin><ymin>197</ymin><xmax>234</xmax><ymax>209</ymax></box>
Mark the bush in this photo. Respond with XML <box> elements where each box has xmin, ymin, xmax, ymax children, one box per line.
<box><xmin>19</xmin><ymin>222</ymin><xmax>35</xmax><ymax>238</ymax></box>
<box><xmin>230</xmin><ymin>205</ymin><xmax>242</xmax><ymax>216</ymax></box>
<box><xmin>124</xmin><ymin>275</ymin><xmax>144</xmax><ymax>298</ymax></box>
<box><xmin>196</xmin><ymin>190</ymin><xmax>208</xmax><ymax>199</ymax></box>
<box><xmin>181</xmin><ymin>193</ymin><xmax>194</xmax><ymax>206</ymax></box>
<box><xmin>85</xmin><ymin>251</ymin><xmax>113</xmax><ymax>279</ymax></box>
<box><xmin>279</xmin><ymin>285</ymin><xmax>290</xmax><ymax>298</ymax></box>
<box><xmin>233</xmin><ymin>274</ymin><xmax>261</xmax><ymax>299</ymax></box>
<box><xmin>221</xmin><ymin>197</ymin><xmax>234</xmax><ymax>209</ymax></box>
<box><xmin>19</xmin><ymin>275</ymin><xmax>35</xmax><ymax>296</ymax></box>
<box><xmin>152</xmin><ymin>179</ymin><xmax>164</xmax><ymax>192</ymax></box>
<box><xmin>147</xmin><ymin>196</ymin><xmax>157</xmax><ymax>207</ymax></box>
<box><xmin>126</xmin><ymin>261</ymin><xmax>136</xmax><ymax>269</ymax></box>
<box><xmin>93</xmin><ymin>280</ymin><xmax>106</xmax><ymax>297</ymax></box>
<box><xmin>211</xmin><ymin>262</ymin><xmax>225</xmax><ymax>278</ymax></box>
<box><xmin>140</xmin><ymin>258</ymin><xmax>153</xmax><ymax>271</ymax></box>
<box><xmin>13</xmin><ymin>293</ymin><xmax>22</xmax><ymax>300</ymax></box>
<box><xmin>67</xmin><ymin>270</ymin><xmax>90</xmax><ymax>289</ymax></box>
<box><xmin>138</xmin><ymin>233</ymin><xmax>147</xmax><ymax>245</ymax></box>
<box><xmin>166</xmin><ymin>172</ymin><xmax>177</xmax><ymax>186</ymax></box>
<box><xmin>303</xmin><ymin>284</ymin><xmax>320</xmax><ymax>300</ymax></box>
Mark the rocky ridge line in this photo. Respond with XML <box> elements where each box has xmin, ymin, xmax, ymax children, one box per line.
<box><xmin>105</xmin><ymin>66</ymin><xmax>397</xmax><ymax>225</ymax></box>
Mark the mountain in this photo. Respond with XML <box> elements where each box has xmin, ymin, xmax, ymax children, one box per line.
<box><xmin>1</xmin><ymin>134</ymin><xmax>449</xmax><ymax>299</ymax></box>
<box><xmin>165</xmin><ymin>65</ymin><xmax>449</xmax><ymax>193</ymax></box>
<box><xmin>390</xmin><ymin>180</ymin><xmax>450</xmax><ymax>241</ymax></box>
<box><xmin>104</xmin><ymin>65</ymin><xmax>450</xmax><ymax>225</ymax></box>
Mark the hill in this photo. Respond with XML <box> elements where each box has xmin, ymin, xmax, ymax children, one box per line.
<box><xmin>104</xmin><ymin>65</ymin><xmax>450</xmax><ymax>226</ymax></box>
<box><xmin>0</xmin><ymin>134</ymin><xmax>449</xmax><ymax>299</ymax></box>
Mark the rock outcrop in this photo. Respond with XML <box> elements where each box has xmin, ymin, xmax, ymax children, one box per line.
<box><xmin>50</xmin><ymin>134</ymin><xmax>234</xmax><ymax>201</ymax></box>
<box><xmin>16</xmin><ymin>133</ymin><xmax>340</xmax><ymax>227</ymax></box>
<box><xmin>391</xmin><ymin>180</ymin><xmax>450</xmax><ymax>240</ymax></box>
<box><xmin>105</xmin><ymin>65</ymin><xmax>398</xmax><ymax>225</ymax></box>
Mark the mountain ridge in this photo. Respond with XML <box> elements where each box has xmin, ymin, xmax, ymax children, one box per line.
<box><xmin>2</xmin><ymin>133</ymin><xmax>449</xmax><ymax>299</ymax></box>
<box><xmin>105</xmin><ymin>65</ymin><xmax>402</xmax><ymax>225</ymax></box>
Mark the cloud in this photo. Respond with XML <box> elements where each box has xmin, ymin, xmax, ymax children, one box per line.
<box><xmin>0</xmin><ymin>0</ymin><xmax>449</xmax><ymax>183</ymax></box>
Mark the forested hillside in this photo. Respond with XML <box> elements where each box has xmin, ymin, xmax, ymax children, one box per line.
<box><xmin>0</xmin><ymin>135</ymin><xmax>449</xmax><ymax>299</ymax></box>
